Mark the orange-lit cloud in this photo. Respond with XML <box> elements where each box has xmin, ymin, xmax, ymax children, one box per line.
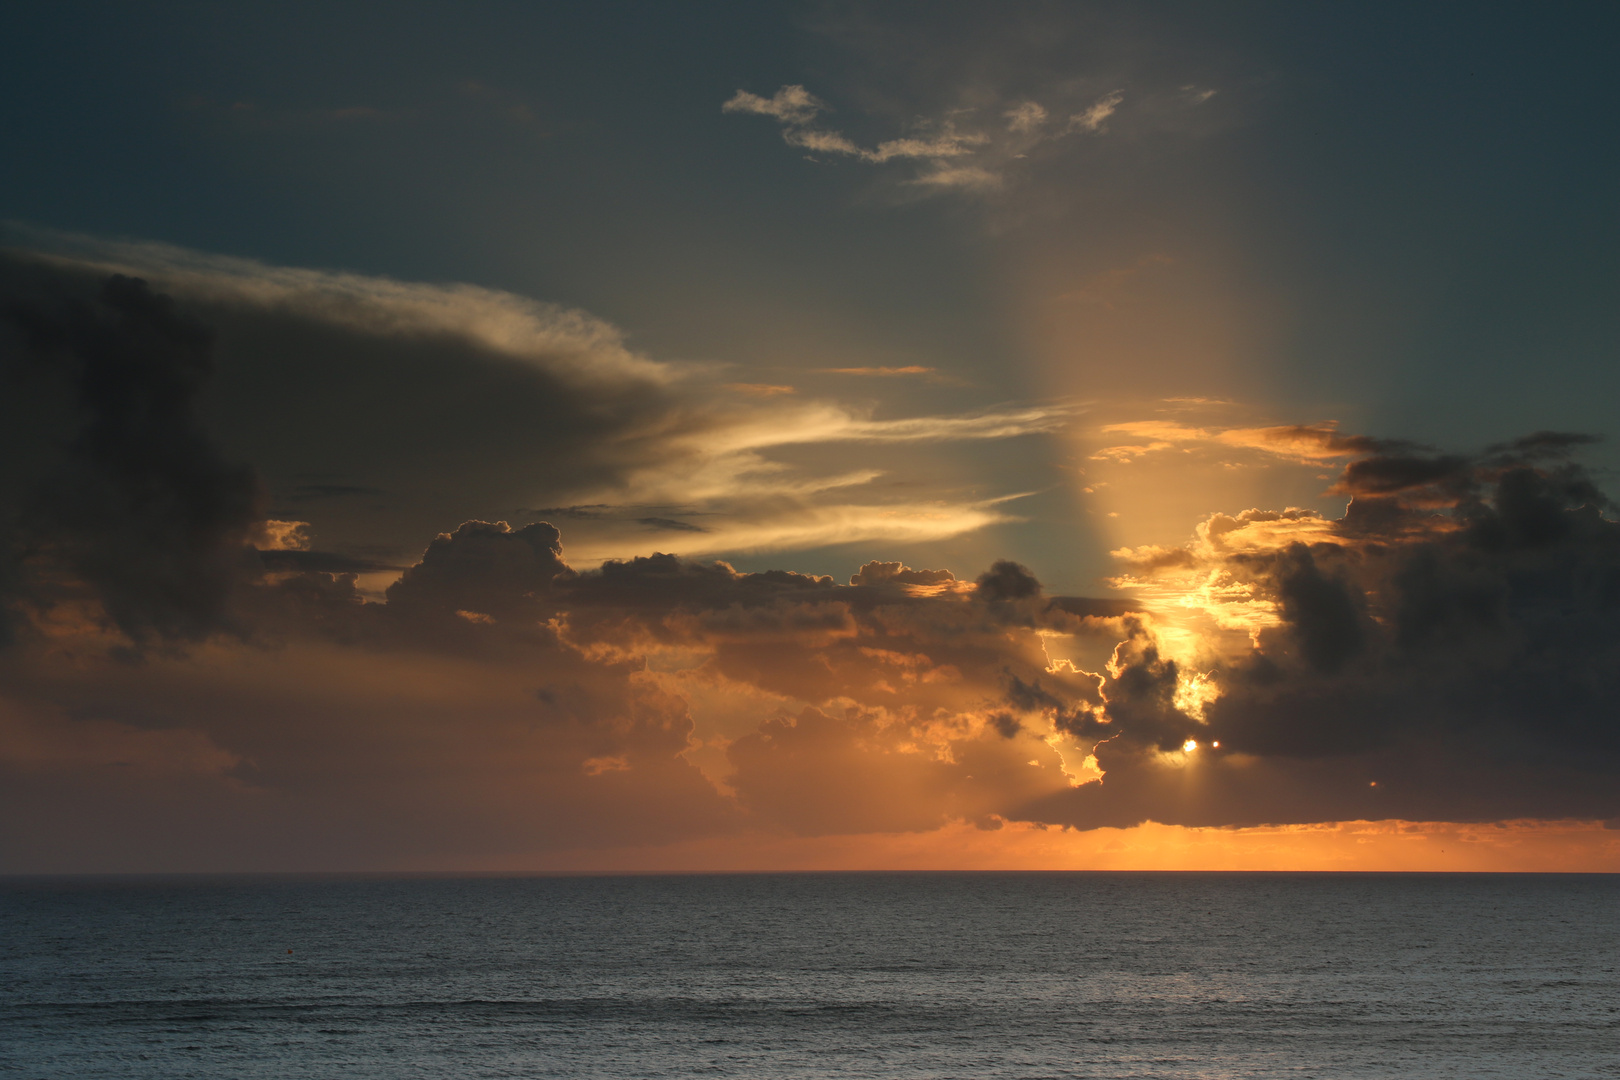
<box><xmin>724</xmin><ymin>382</ymin><xmax>797</xmax><ymax>397</ymax></box>
<box><xmin>821</xmin><ymin>365</ymin><xmax>941</xmax><ymax>378</ymax></box>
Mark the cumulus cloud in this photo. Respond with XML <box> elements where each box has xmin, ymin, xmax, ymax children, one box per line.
<box><xmin>0</xmin><ymin>494</ymin><xmax>1143</xmax><ymax>866</ymax></box>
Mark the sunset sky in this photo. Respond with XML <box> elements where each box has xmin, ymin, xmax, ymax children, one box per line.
<box><xmin>3</xmin><ymin>2</ymin><xmax>1619</xmax><ymax>872</ymax></box>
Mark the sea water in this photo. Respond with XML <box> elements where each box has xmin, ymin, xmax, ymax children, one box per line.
<box><xmin>1</xmin><ymin>872</ymin><xmax>1616</xmax><ymax>1078</ymax></box>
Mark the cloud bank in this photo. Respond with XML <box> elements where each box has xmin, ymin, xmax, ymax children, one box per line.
<box><xmin>3</xmin><ymin>249</ymin><xmax>1618</xmax><ymax>871</ymax></box>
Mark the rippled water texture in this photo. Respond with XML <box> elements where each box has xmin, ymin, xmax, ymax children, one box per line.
<box><xmin>2</xmin><ymin>873</ymin><xmax>1617</xmax><ymax>1078</ymax></box>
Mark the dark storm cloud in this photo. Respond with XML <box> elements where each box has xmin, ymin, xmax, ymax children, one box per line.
<box><xmin>0</xmin><ymin>260</ymin><xmax>262</xmax><ymax>645</ymax></box>
<box><xmin>1269</xmin><ymin>543</ymin><xmax>1364</xmax><ymax>674</ymax></box>
<box><xmin>1028</xmin><ymin>439</ymin><xmax>1620</xmax><ymax>830</ymax></box>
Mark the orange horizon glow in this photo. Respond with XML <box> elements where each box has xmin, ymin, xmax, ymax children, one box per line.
<box><xmin>463</xmin><ymin>818</ymin><xmax>1620</xmax><ymax>875</ymax></box>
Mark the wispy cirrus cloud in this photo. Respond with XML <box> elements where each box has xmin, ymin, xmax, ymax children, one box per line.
<box><xmin>721</xmin><ymin>84</ymin><xmax>827</xmax><ymax>125</ymax></box>
<box><xmin>1069</xmin><ymin>89</ymin><xmax>1125</xmax><ymax>133</ymax></box>
<box><xmin>724</xmin><ymin>82</ymin><xmax>1151</xmax><ymax>193</ymax></box>
<box><xmin>1091</xmin><ymin>420</ymin><xmax>1423</xmax><ymax>466</ymax></box>
<box><xmin>821</xmin><ymin>365</ymin><xmax>938</xmax><ymax>377</ymax></box>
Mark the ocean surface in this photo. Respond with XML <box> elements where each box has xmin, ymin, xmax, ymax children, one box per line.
<box><xmin>1</xmin><ymin>872</ymin><xmax>1616</xmax><ymax>1079</ymax></box>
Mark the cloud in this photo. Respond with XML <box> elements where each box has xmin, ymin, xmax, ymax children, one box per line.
<box><xmin>8</xmin><ymin>227</ymin><xmax>671</xmax><ymax>383</ymax></box>
<box><xmin>0</xmin><ymin>235</ymin><xmax>1059</xmax><ymax>576</ymax></box>
<box><xmin>726</xmin><ymin>85</ymin><xmax>986</xmax><ymax>169</ymax></box>
<box><xmin>783</xmin><ymin>128</ymin><xmax>866</xmax><ymax>156</ymax></box>
<box><xmin>566</xmin><ymin>497</ymin><xmax>1032</xmax><ymax>564</ymax></box>
<box><xmin>863</xmin><ymin>129</ymin><xmax>987</xmax><ymax>163</ymax></box>
<box><xmin>715</xmin><ymin>402</ymin><xmax>1074</xmax><ymax>450</ymax></box>
<box><xmin>1004</xmin><ymin>101</ymin><xmax>1048</xmax><ymax>133</ymax></box>
<box><xmin>1070</xmin><ymin>90</ymin><xmax>1125</xmax><ymax>133</ymax></box>
<box><xmin>722</xmin><ymin>85</ymin><xmax>827</xmax><ymax>125</ymax></box>
<box><xmin>1220</xmin><ymin>424</ymin><xmax>1426</xmax><ymax>462</ymax></box>
<box><xmin>723</xmin><ymin>382</ymin><xmax>796</xmax><ymax>396</ymax></box>
<box><xmin>822</xmin><ymin>365</ymin><xmax>937</xmax><ymax>377</ymax></box>
<box><xmin>0</xmin><ymin>266</ymin><xmax>263</xmax><ymax>647</ymax></box>
<box><xmin>724</xmin><ymin>81</ymin><xmax>1155</xmax><ymax>195</ymax></box>
<box><xmin>1094</xmin><ymin>419</ymin><xmax>1427</xmax><ymax>465</ymax></box>
<box><xmin>910</xmin><ymin>164</ymin><xmax>1003</xmax><ymax>192</ymax></box>
<box><xmin>1064</xmin><ymin>435</ymin><xmax>1620</xmax><ymax>829</ymax></box>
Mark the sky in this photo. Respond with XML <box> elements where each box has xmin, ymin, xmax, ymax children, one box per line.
<box><xmin>3</xmin><ymin>1</ymin><xmax>1620</xmax><ymax>872</ymax></box>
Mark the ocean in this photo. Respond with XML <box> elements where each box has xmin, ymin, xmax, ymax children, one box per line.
<box><xmin>1</xmin><ymin>872</ymin><xmax>1616</xmax><ymax>1078</ymax></box>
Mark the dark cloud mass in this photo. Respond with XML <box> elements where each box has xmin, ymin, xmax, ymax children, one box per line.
<box><xmin>2</xmin><ymin>257</ymin><xmax>1620</xmax><ymax>870</ymax></box>
<box><xmin>0</xmin><ymin>262</ymin><xmax>262</xmax><ymax>646</ymax></box>
<box><xmin>1055</xmin><ymin>441</ymin><xmax>1620</xmax><ymax>829</ymax></box>
<box><xmin>0</xmin><ymin>244</ymin><xmax>706</xmax><ymax>574</ymax></box>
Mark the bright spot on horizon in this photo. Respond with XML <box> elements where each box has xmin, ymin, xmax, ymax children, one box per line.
<box><xmin>1183</xmin><ymin>739</ymin><xmax>1198</xmax><ymax>753</ymax></box>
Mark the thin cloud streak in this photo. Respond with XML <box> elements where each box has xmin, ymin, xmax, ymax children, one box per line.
<box><xmin>568</xmin><ymin>496</ymin><xmax>1029</xmax><ymax>564</ymax></box>
<box><xmin>4</xmin><ymin>225</ymin><xmax>672</xmax><ymax>385</ymax></box>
